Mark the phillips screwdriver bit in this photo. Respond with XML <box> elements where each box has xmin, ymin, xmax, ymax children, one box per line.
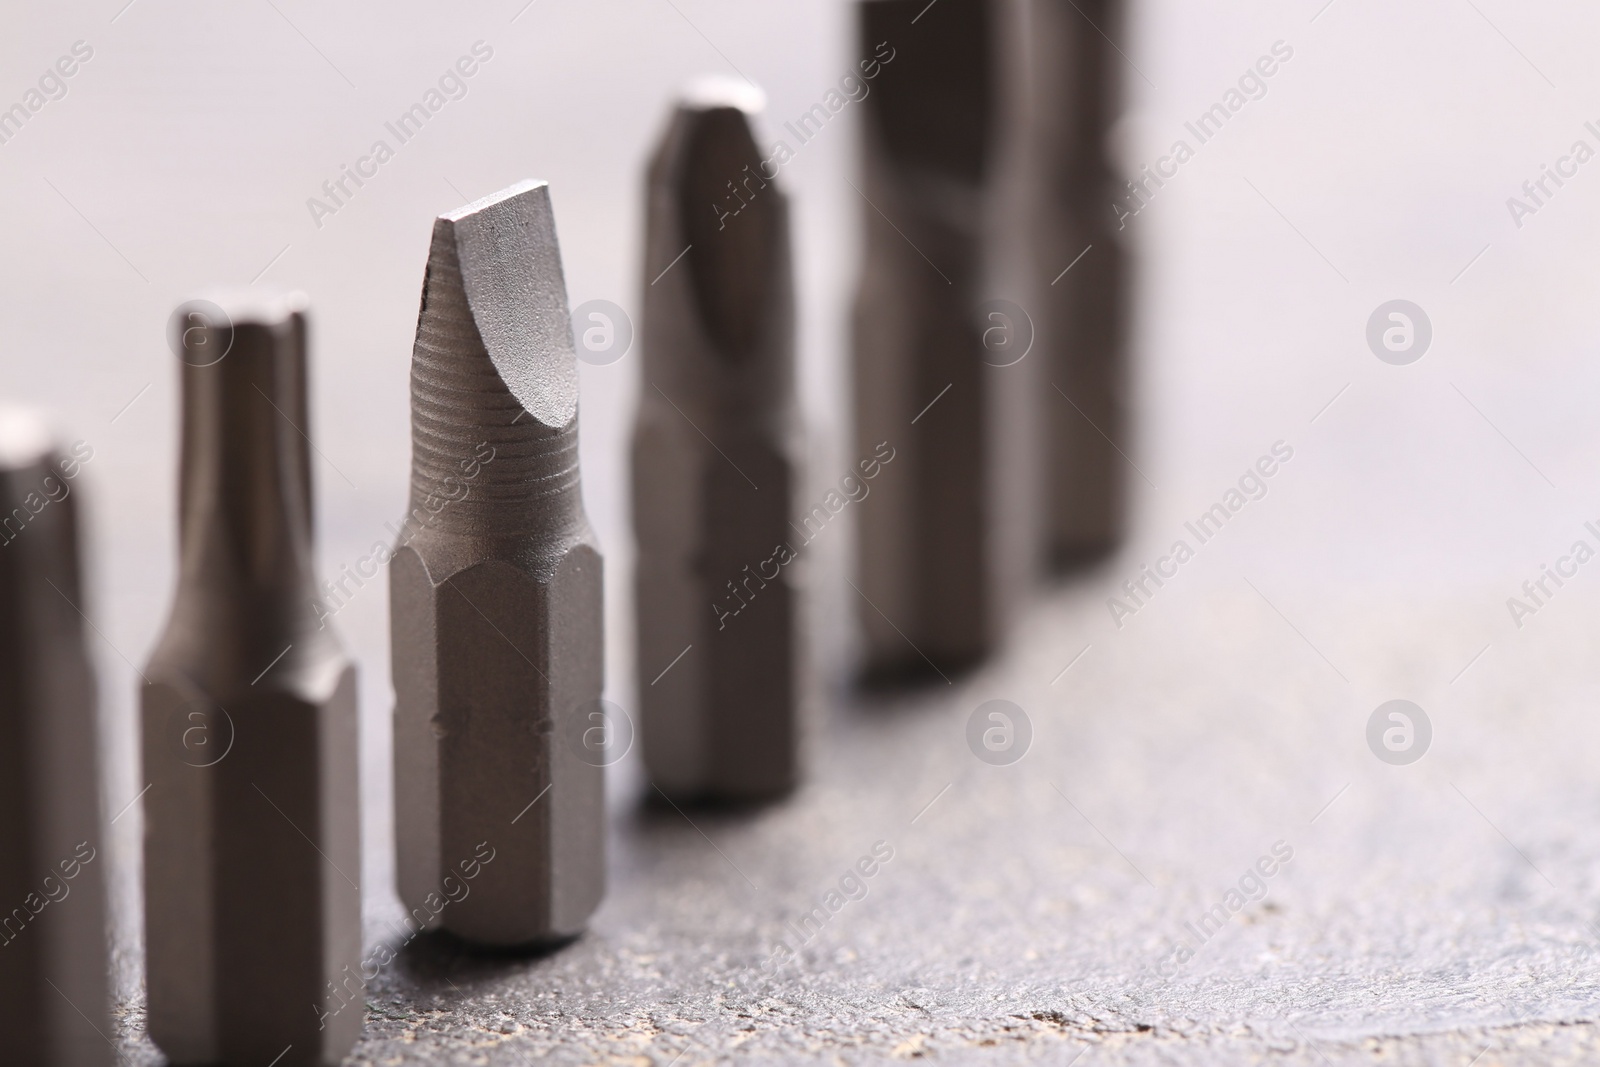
<box><xmin>853</xmin><ymin>0</ymin><xmax>1034</xmax><ymax>676</ymax></box>
<box><xmin>141</xmin><ymin>292</ymin><xmax>361</xmax><ymax>1066</ymax></box>
<box><xmin>632</xmin><ymin>79</ymin><xmax>801</xmax><ymax>802</ymax></box>
<box><xmin>391</xmin><ymin>180</ymin><xmax>605</xmax><ymax>946</ymax></box>
<box><xmin>0</xmin><ymin>408</ymin><xmax>109</xmax><ymax>1067</ymax></box>
<box><xmin>1034</xmin><ymin>0</ymin><xmax>1130</xmax><ymax>564</ymax></box>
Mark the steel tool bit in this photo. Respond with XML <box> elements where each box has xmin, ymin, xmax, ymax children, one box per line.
<box><xmin>633</xmin><ymin>79</ymin><xmax>801</xmax><ymax>801</ymax></box>
<box><xmin>142</xmin><ymin>293</ymin><xmax>361</xmax><ymax>1066</ymax></box>
<box><xmin>1035</xmin><ymin>0</ymin><xmax>1130</xmax><ymax>563</ymax></box>
<box><xmin>0</xmin><ymin>408</ymin><xmax>108</xmax><ymax>1067</ymax></box>
<box><xmin>391</xmin><ymin>180</ymin><xmax>605</xmax><ymax>945</ymax></box>
<box><xmin>853</xmin><ymin>0</ymin><xmax>1036</xmax><ymax>676</ymax></box>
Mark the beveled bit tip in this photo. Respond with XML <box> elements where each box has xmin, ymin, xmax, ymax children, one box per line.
<box><xmin>180</xmin><ymin>288</ymin><xmax>308</xmax><ymax>325</ymax></box>
<box><xmin>428</xmin><ymin>178</ymin><xmax>577</xmax><ymax>430</ymax></box>
<box><xmin>0</xmin><ymin>405</ymin><xmax>55</xmax><ymax>469</ymax></box>
<box><xmin>651</xmin><ymin>83</ymin><xmax>786</xmax><ymax>367</ymax></box>
<box><xmin>170</xmin><ymin>289</ymin><xmax>309</xmax><ymax>371</ymax></box>
<box><xmin>440</xmin><ymin>176</ymin><xmax>548</xmax><ymax>223</ymax></box>
<box><xmin>681</xmin><ymin>74</ymin><xmax>766</xmax><ymax>114</ymax></box>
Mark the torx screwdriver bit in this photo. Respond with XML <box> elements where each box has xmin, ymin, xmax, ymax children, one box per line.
<box><xmin>0</xmin><ymin>408</ymin><xmax>108</xmax><ymax>1067</ymax></box>
<box><xmin>391</xmin><ymin>179</ymin><xmax>605</xmax><ymax>946</ymax></box>
<box><xmin>141</xmin><ymin>292</ymin><xmax>361</xmax><ymax>1066</ymax></box>
<box><xmin>853</xmin><ymin>0</ymin><xmax>1032</xmax><ymax>676</ymax></box>
<box><xmin>633</xmin><ymin>79</ymin><xmax>801</xmax><ymax>802</ymax></box>
<box><xmin>1035</xmin><ymin>0</ymin><xmax>1130</xmax><ymax>564</ymax></box>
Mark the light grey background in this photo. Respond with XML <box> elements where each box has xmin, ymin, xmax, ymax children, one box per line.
<box><xmin>5</xmin><ymin>0</ymin><xmax>1600</xmax><ymax>1062</ymax></box>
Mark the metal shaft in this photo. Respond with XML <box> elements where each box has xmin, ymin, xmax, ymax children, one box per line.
<box><xmin>391</xmin><ymin>179</ymin><xmax>605</xmax><ymax>946</ymax></box>
<box><xmin>0</xmin><ymin>408</ymin><xmax>109</xmax><ymax>1067</ymax></box>
<box><xmin>1035</xmin><ymin>0</ymin><xmax>1130</xmax><ymax>563</ymax></box>
<box><xmin>141</xmin><ymin>293</ymin><xmax>361</xmax><ymax>1066</ymax></box>
<box><xmin>633</xmin><ymin>79</ymin><xmax>801</xmax><ymax>801</ymax></box>
<box><xmin>853</xmin><ymin>0</ymin><xmax>1030</xmax><ymax>676</ymax></box>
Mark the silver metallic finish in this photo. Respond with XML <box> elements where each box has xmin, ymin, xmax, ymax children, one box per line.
<box><xmin>391</xmin><ymin>180</ymin><xmax>605</xmax><ymax>945</ymax></box>
<box><xmin>1035</xmin><ymin>0</ymin><xmax>1130</xmax><ymax>563</ymax></box>
<box><xmin>633</xmin><ymin>80</ymin><xmax>801</xmax><ymax>802</ymax></box>
<box><xmin>0</xmin><ymin>409</ymin><xmax>109</xmax><ymax>1067</ymax></box>
<box><xmin>853</xmin><ymin>0</ymin><xmax>1035</xmax><ymax>676</ymax></box>
<box><xmin>141</xmin><ymin>293</ymin><xmax>361</xmax><ymax>1066</ymax></box>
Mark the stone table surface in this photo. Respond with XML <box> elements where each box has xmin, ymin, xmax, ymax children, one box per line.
<box><xmin>113</xmin><ymin>578</ymin><xmax>1600</xmax><ymax>1065</ymax></box>
<box><xmin>5</xmin><ymin>0</ymin><xmax>1600</xmax><ymax>1063</ymax></box>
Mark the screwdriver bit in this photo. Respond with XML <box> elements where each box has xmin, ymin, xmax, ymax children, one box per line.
<box><xmin>1035</xmin><ymin>0</ymin><xmax>1130</xmax><ymax>563</ymax></box>
<box><xmin>141</xmin><ymin>292</ymin><xmax>361</xmax><ymax>1066</ymax></box>
<box><xmin>0</xmin><ymin>408</ymin><xmax>109</xmax><ymax>1067</ymax></box>
<box><xmin>633</xmin><ymin>79</ymin><xmax>801</xmax><ymax>802</ymax></box>
<box><xmin>853</xmin><ymin>0</ymin><xmax>1034</xmax><ymax>676</ymax></box>
<box><xmin>391</xmin><ymin>179</ymin><xmax>605</xmax><ymax>945</ymax></box>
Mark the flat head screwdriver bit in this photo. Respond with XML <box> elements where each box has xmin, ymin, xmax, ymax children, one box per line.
<box><xmin>391</xmin><ymin>180</ymin><xmax>605</xmax><ymax>946</ymax></box>
<box><xmin>633</xmin><ymin>79</ymin><xmax>801</xmax><ymax>802</ymax></box>
<box><xmin>0</xmin><ymin>408</ymin><xmax>109</xmax><ymax>1067</ymax></box>
<box><xmin>141</xmin><ymin>293</ymin><xmax>362</xmax><ymax>1066</ymax></box>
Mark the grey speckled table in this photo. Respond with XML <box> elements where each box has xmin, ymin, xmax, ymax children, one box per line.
<box><xmin>112</xmin><ymin>574</ymin><xmax>1600</xmax><ymax>1065</ymax></box>
<box><xmin>6</xmin><ymin>0</ymin><xmax>1600</xmax><ymax>1062</ymax></box>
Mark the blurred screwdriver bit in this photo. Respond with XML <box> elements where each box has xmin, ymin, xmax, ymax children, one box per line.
<box><xmin>0</xmin><ymin>408</ymin><xmax>109</xmax><ymax>1067</ymax></box>
<box><xmin>853</xmin><ymin>0</ymin><xmax>1035</xmax><ymax>676</ymax></box>
<box><xmin>142</xmin><ymin>293</ymin><xmax>361</xmax><ymax>1066</ymax></box>
<box><xmin>392</xmin><ymin>180</ymin><xmax>605</xmax><ymax>945</ymax></box>
<box><xmin>633</xmin><ymin>79</ymin><xmax>801</xmax><ymax>801</ymax></box>
<box><xmin>1035</xmin><ymin>0</ymin><xmax>1130</xmax><ymax>564</ymax></box>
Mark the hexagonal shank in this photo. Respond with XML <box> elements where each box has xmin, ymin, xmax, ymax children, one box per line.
<box><xmin>1035</xmin><ymin>0</ymin><xmax>1129</xmax><ymax>563</ymax></box>
<box><xmin>141</xmin><ymin>294</ymin><xmax>361</xmax><ymax>1066</ymax></box>
<box><xmin>0</xmin><ymin>410</ymin><xmax>109</xmax><ymax>1067</ymax></box>
<box><xmin>392</xmin><ymin>180</ymin><xmax>604</xmax><ymax>946</ymax></box>
<box><xmin>853</xmin><ymin>0</ymin><xmax>1008</xmax><ymax>674</ymax></box>
<box><xmin>633</xmin><ymin>82</ymin><xmax>800</xmax><ymax>801</ymax></box>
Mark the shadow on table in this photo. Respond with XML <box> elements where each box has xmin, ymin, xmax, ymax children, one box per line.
<box><xmin>391</xmin><ymin>926</ymin><xmax>581</xmax><ymax>988</ymax></box>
